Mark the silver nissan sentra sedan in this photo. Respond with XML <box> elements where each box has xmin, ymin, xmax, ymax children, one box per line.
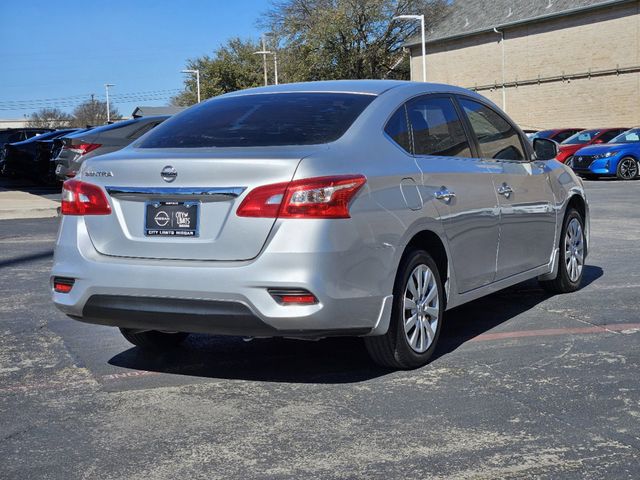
<box><xmin>51</xmin><ymin>80</ymin><xmax>589</xmax><ymax>369</ymax></box>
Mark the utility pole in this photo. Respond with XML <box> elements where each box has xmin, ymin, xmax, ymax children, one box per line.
<box><xmin>104</xmin><ymin>83</ymin><xmax>115</xmax><ymax>123</ymax></box>
<box><xmin>254</xmin><ymin>36</ymin><xmax>270</xmax><ymax>86</ymax></box>
<box><xmin>181</xmin><ymin>70</ymin><xmax>201</xmax><ymax>103</ymax></box>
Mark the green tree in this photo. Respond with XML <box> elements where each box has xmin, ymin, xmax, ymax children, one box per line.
<box><xmin>26</xmin><ymin>108</ymin><xmax>74</xmax><ymax>129</ymax></box>
<box><xmin>172</xmin><ymin>38</ymin><xmax>265</xmax><ymax>106</ymax></box>
<box><xmin>175</xmin><ymin>1</ymin><xmax>449</xmax><ymax>102</ymax></box>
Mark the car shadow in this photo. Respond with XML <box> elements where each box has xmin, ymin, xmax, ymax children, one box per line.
<box><xmin>433</xmin><ymin>264</ymin><xmax>603</xmax><ymax>361</ymax></box>
<box><xmin>108</xmin><ymin>265</ymin><xmax>603</xmax><ymax>384</ymax></box>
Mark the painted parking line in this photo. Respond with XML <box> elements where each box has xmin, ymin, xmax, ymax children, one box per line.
<box><xmin>471</xmin><ymin>323</ymin><xmax>640</xmax><ymax>342</ymax></box>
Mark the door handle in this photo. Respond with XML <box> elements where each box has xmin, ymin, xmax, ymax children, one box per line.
<box><xmin>434</xmin><ymin>187</ymin><xmax>456</xmax><ymax>202</ymax></box>
<box><xmin>497</xmin><ymin>184</ymin><xmax>513</xmax><ymax>198</ymax></box>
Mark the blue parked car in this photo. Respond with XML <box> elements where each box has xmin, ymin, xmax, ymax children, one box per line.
<box><xmin>571</xmin><ymin>128</ymin><xmax>640</xmax><ymax>180</ymax></box>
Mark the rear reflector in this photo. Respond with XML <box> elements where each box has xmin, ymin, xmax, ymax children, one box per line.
<box><xmin>237</xmin><ymin>175</ymin><xmax>366</xmax><ymax>219</ymax></box>
<box><xmin>61</xmin><ymin>179</ymin><xmax>112</xmax><ymax>215</ymax></box>
<box><xmin>53</xmin><ymin>277</ymin><xmax>75</xmax><ymax>293</ymax></box>
<box><xmin>268</xmin><ymin>289</ymin><xmax>318</xmax><ymax>305</ymax></box>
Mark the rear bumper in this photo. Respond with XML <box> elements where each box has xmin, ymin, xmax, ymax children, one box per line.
<box><xmin>78</xmin><ymin>295</ymin><xmax>370</xmax><ymax>337</ymax></box>
<box><xmin>52</xmin><ymin>216</ymin><xmax>395</xmax><ymax>338</ymax></box>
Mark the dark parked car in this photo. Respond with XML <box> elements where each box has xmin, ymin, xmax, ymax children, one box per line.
<box><xmin>531</xmin><ymin>128</ymin><xmax>585</xmax><ymax>143</ymax></box>
<box><xmin>1</xmin><ymin>129</ymin><xmax>79</xmax><ymax>181</ymax></box>
<box><xmin>35</xmin><ymin>128</ymin><xmax>93</xmax><ymax>185</ymax></box>
<box><xmin>0</xmin><ymin>127</ymin><xmax>53</xmax><ymax>147</ymax></box>
<box><xmin>54</xmin><ymin>116</ymin><xmax>169</xmax><ymax>179</ymax></box>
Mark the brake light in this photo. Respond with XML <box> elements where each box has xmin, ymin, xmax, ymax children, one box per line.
<box><xmin>237</xmin><ymin>175</ymin><xmax>366</xmax><ymax>219</ymax></box>
<box><xmin>61</xmin><ymin>179</ymin><xmax>112</xmax><ymax>215</ymax></box>
<box><xmin>63</xmin><ymin>143</ymin><xmax>102</xmax><ymax>156</ymax></box>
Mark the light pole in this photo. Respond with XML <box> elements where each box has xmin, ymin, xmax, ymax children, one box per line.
<box><xmin>104</xmin><ymin>83</ymin><xmax>115</xmax><ymax>123</ymax></box>
<box><xmin>493</xmin><ymin>27</ymin><xmax>507</xmax><ymax>112</ymax></box>
<box><xmin>181</xmin><ymin>69</ymin><xmax>201</xmax><ymax>103</ymax></box>
<box><xmin>393</xmin><ymin>14</ymin><xmax>426</xmax><ymax>82</ymax></box>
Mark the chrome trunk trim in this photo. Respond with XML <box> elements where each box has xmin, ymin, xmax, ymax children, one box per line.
<box><xmin>105</xmin><ymin>186</ymin><xmax>246</xmax><ymax>201</ymax></box>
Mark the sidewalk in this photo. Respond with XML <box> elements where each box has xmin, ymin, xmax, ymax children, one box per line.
<box><xmin>0</xmin><ymin>188</ymin><xmax>60</xmax><ymax>220</ymax></box>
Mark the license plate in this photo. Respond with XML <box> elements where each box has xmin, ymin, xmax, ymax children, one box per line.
<box><xmin>145</xmin><ymin>201</ymin><xmax>199</xmax><ymax>237</ymax></box>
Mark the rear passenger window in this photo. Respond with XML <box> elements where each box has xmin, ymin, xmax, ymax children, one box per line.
<box><xmin>384</xmin><ymin>106</ymin><xmax>411</xmax><ymax>153</ymax></box>
<box><xmin>406</xmin><ymin>96</ymin><xmax>471</xmax><ymax>157</ymax></box>
<box><xmin>459</xmin><ymin>98</ymin><xmax>525</xmax><ymax>161</ymax></box>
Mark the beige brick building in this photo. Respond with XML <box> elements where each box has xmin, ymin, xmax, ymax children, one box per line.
<box><xmin>406</xmin><ymin>0</ymin><xmax>640</xmax><ymax>130</ymax></box>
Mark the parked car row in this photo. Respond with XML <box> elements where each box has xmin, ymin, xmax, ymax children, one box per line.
<box><xmin>526</xmin><ymin>127</ymin><xmax>639</xmax><ymax>180</ymax></box>
<box><xmin>0</xmin><ymin>115</ymin><xmax>169</xmax><ymax>185</ymax></box>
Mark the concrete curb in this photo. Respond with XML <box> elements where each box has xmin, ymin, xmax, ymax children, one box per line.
<box><xmin>0</xmin><ymin>189</ymin><xmax>61</xmax><ymax>220</ymax></box>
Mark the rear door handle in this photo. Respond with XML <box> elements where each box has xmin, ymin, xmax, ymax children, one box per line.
<box><xmin>434</xmin><ymin>187</ymin><xmax>456</xmax><ymax>202</ymax></box>
<box><xmin>497</xmin><ymin>184</ymin><xmax>513</xmax><ymax>198</ymax></box>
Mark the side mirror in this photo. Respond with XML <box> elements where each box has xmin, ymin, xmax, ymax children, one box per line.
<box><xmin>533</xmin><ymin>138</ymin><xmax>559</xmax><ymax>161</ymax></box>
<box><xmin>593</xmin><ymin>139</ymin><xmax>604</xmax><ymax>144</ymax></box>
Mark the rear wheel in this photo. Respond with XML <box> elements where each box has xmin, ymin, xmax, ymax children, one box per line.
<box><xmin>616</xmin><ymin>157</ymin><xmax>638</xmax><ymax>180</ymax></box>
<box><xmin>539</xmin><ymin>208</ymin><xmax>585</xmax><ymax>293</ymax></box>
<box><xmin>119</xmin><ymin>328</ymin><xmax>188</xmax><ymax>349</ymax></box>
<box><xmin>365</xmin><ymin>249</ymin><xmax>444</xmax><ymax>369</ymax></box>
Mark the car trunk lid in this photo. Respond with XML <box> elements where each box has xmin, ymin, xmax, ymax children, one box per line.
<box><xmin>80</xmin><ymin>147</ymin><xmax>319</xmax><ymax>261</ymax></box>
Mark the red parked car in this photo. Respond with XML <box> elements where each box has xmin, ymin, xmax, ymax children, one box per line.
<box><xmin>556</xmin><ymin>128</ymin><xmax>629</xmax><ymax>163</ymax></box>
<box><xmin>531</xmin><ymin>128</ymin><xmax>585</xmax><ymax>144</ymax></box>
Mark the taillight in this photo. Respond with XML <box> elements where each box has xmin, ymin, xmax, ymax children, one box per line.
<box><xmin>61</xmin><ymin>179</ymin><xmax>112</xmax><ymax>215</ymax></box>
<box><xmin>237</xmin><ymin>175</ymin><xmax>366</xmax><ymax>219</ymax></box>
<box><xmin>63</xmin><ymin>143</ymin><xmax>102</xmax><ymax>156</ymax></box>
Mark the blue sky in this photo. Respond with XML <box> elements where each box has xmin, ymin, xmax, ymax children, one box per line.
<box><xmin>0</xmin><ymin>0</ymin><xmax>269</xmax><ymax>119</ymax></box>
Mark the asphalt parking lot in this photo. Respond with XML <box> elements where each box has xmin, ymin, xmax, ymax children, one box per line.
<box><xmin>0</xmin><ymin>179</ymin><xmax>638</xmax><ymax>479</ymax></box>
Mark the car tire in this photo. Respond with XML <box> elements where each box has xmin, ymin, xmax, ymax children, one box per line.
<box><xmin>616</xmin><ymin>157</ymin><xmax>639</xmax><ymax>180</ymax></box>
<box><xmin>119</xmin><ymin>328</ymin><xmax>188</xmax><ymax>350</ymax></box>
<box><xmin>364</xmin><ymin>249</ymin><xmax>444</xmax><ymax>369</ymax></box>
<box><xmin>539</xmin><ymin>208</ymin><xmax>585</xmax><ymax>294</ymax></box>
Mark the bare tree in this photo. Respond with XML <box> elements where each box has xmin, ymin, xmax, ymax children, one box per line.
<box><xmin>26</xmin><ymin>108</ymin><xmax>74</xmax><ymax>129</ymax></box>
<box><xmin>72</xmin><ymin>97</ymin><xmax>121</xmax><ymax>127</ymax></box>
<box><xmin>260</xmin><ymin>0</ymin><xmax>449</xmax><ymax>81</ymax></box>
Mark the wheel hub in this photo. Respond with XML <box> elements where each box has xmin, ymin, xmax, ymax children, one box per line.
<box><xmin>564</xmin><ymin>218</ymin><xmax>584</xmax><ymax>283</ymax></box>
<box><xmin>403</xmin><ymin>264</ymin><xmax>440</xmax><ymax>354</ymax></box>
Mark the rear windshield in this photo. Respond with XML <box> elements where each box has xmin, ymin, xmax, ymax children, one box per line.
<box><xmin>138</xmin><ymin>92</ymin><xmax>375</xmax><ymax>148</ymax></box>
<box><xmin>562</xmin><ymin>130</ymin><xmax>599</xmax><ymax>145</ymax></box>
<box><xmin>89</xmin><ymin>119</ymin><xmax>140</xmax><ymax>134</ymax></box>
<box><xmin>610</xmin><ymin>128</ymin><xmax>640</xmax><ymax>144</ymax></box>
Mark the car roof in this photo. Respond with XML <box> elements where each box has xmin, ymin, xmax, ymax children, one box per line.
<box><xmin>220</xmin><ymin>80</ymin><xmax>477</xmax><ymax>98</ymax></box>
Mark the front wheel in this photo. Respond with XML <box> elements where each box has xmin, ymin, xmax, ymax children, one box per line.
<box><xmin>365</xmin><ymin>249</ymin><xmax>444</xmax><ymax>369</ymax></box>
<box><xmin>120</xmin><ymin>328</ymin><xmax>189</xmax><ymax>350</ymax></box>
<box><xmin>539</xmin><ymin>208</ymin><xmax>585</xmax><ymax>293</ymax></box>
<box><xmin>616</xmin><ymin>157</ymin><xmax>639</xmax><ymax>180</ymax></box>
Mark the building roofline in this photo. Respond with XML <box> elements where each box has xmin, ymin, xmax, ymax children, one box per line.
<box><xmin>404</xmin><ymin>0</ymin><xmax>635</xmax><ymax>47</ymax></box>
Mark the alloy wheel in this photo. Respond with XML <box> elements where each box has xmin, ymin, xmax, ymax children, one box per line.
<box><xmin>618</xmin><ymin>158</ymin><xmax>638</xmax><ymax>180</ymax></box>
<box><xmin>403</xmin><ymin>264</ymin><xmax>439</xmax><ymax>353</ymax></box>
<box><xmin>564</xmin><ymin>218</ymin><xmax>584</xmax><ymax>283</ymax></box>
